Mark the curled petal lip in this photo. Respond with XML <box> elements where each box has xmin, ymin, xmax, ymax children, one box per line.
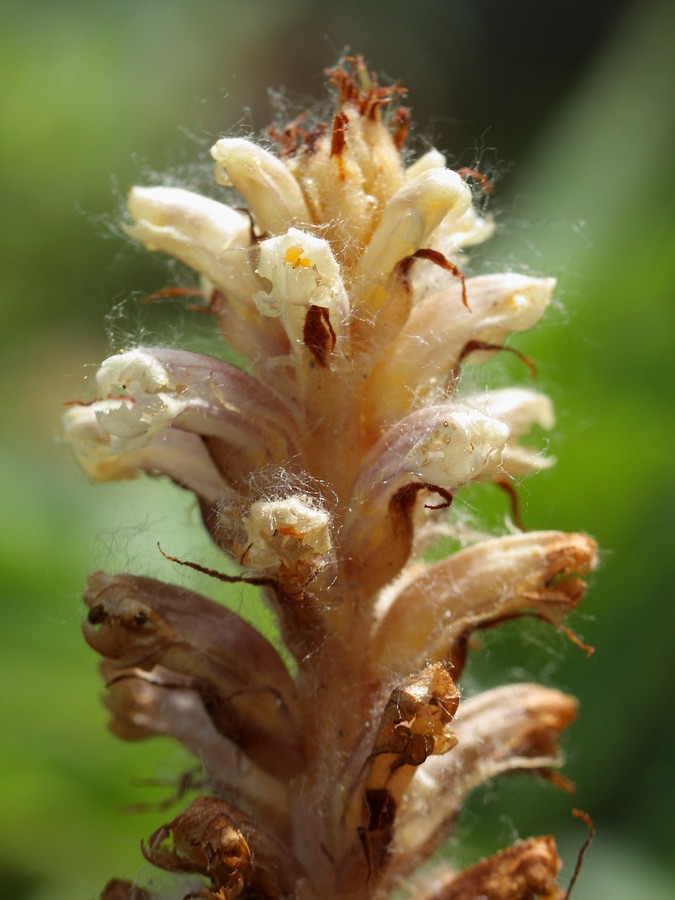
<box><xmin>394</xmin><ymin>683</ymin><xmax>577</xmax><ymax>858</ymax></box>
<box><xmin>64</xmin><ymin>405</ymin><xmax>234</xmax><ymax>508</ymax></box>
<box><xmin>88</xmin><ymin>347</ymin><xmax>303</xmax><ymax>463</ymax></box>
<box><xmin>351</xmin><ymin>404</ymin><xmax>510</xmax><ymax>507</ymax></box>
<box><xmin>254</xmin><ymin>227</ymin><xmax>350</xmax><ymax>352</ymax></box>
<box><xmin>126</xmin><ymin>185</ymin><xmax>257</xmax><ymax>295</ymax></box>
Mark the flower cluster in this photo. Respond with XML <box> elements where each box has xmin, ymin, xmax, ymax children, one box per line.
<box><xmin>66</xmin><ymin>58</ymin><xmax>597</xmax><ymax>899</ymax></box>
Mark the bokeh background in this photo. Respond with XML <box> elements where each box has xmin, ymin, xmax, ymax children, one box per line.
<box><xmin>1</xmin><ymin>0</ymin><xmax>673</xmax><ymax>897</ymax></box>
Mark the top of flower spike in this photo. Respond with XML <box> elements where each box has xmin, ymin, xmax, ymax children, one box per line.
<box><xmin>267</xmin><ymin>54</ymin><xmax>411</xmax><ymax>154</ymax></box>
<box><xmin>89</xmin><ymin>58</ymin><xmax>556</xmax><ymax>551</ymax></box>
<box><xmin>215</xmin><ymin>51</ymin><xmax>413</xmax><ymax>183</ymax></box>
<box><xmin>208</xmin><ymin>54</ymin><xmax>476</xmax><ymax>274</ymax></box>
<box><xmin>326</xmin><ymin>54</ymin><xmax>408</xmax><ymax>115</ymax></box>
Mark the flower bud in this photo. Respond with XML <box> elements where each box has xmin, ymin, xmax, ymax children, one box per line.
<box><xmin>355</xmin><ymin>169</ymin><xmax>472</xmax><ymax>280</ymax></box>
<box><xmin>126</xmin><ymin>185</ymin><xmax>254</xmax><ymax>293</ymax></box>
<box><xmin>211</xmin><ymin>137</ymin><xmax>310</xmax><ymax>234</ymax></box>
<box><xmin>242</xmin><ymin>495</ymin><xmax>333</xmax><ymax>598</ymax></box>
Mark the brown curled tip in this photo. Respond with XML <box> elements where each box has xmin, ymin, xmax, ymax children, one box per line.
<box><xmin>459</xmin><ymin>339</ymin><xmax>538</xmax><ymax>376</ymax></box>
<box><xmin>559</xmin><ymin>624</ymin><xmax>595</xmax><ymax>657</ymax></box>
<box><xmin>398</xmin><ymin>248</ymin><xmax>469</xmax><ymax>310</ymax></box>
<box><xmin>391</xmin><ymin>106</ymin><xmax>410</xmax><ymax>149</ymax></box>
<box><xmin>536</xmin><ymin>769</ymin><xmax>576</xmax><ymax>793</ymax></box>
<box><xmin>566</xmin><ymin>810</ymin><xmax>596</xmax><ymax>898</ymax></box>
<box><xmin>495</xmin><ymin>476</ymin><xmax>526</xmax><ymax>531</ymax></box>
<box><xmin>87</xmin><ymin>604</ymin><xmax>108</xmax><ymax>625</ymax></box>
<box><xmin>394</xmin><ymin>482</ymin><xmax>453</xmax><ymax>512</ymax></box>
<box><xmin>457</xmin><ymin>166</ymin><xmax>494</xmax><ymax>194</ymax></box>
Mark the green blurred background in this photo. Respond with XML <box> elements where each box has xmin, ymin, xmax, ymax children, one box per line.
<box><xmin>1</xmin><ymin>0</ymin><xmax>673</xmax><ymax>897</ymax></box>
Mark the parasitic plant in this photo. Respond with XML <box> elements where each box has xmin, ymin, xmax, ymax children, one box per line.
<box><xmin>65</xmin><ymin>57</ymin><xmax>597</xmax><ymax>899</ymax></box>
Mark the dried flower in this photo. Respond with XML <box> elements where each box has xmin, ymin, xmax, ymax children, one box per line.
<box><xmin>68</xmin><ymin>56</ymin><xmax>597</xmax><ymax>899</ymax></box>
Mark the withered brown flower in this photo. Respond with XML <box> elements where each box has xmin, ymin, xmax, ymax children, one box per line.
<box><xmin>67</xmin><ymin>56</ymin><xmax>597</xmax><ymax>900</ymax></box>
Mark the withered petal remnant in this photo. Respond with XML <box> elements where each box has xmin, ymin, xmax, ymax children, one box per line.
<box><xmin>67</xmin><ymin>55</ymin><xmax>597</xmax><ymax>899</ymax></box>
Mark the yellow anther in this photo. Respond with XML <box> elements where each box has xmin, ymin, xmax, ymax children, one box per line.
<box><xmin>285</xmin><ymin>246</ymin><xmax>311</xmax><ymax>268</ymax></box>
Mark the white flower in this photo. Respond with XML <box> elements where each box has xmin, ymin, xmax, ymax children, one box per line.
<box><xmin>254</xmin><ymin>227</ymin><xmax>349</xmax><ymax>351</ymax></box>
<box><xmin>243</xmin><ymin>495</ymin><xmax>332</xmax><ymax>575</ymax></box>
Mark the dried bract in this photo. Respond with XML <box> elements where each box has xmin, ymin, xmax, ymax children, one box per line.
<box><xmin>416</xmin><ymin>836</ymin><xmax>564</xmax><ymax>900</ymax></box>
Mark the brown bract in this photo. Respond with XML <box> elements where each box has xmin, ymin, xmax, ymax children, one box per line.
<box><xmin>418</xmin><ymin>836</ymin><xmax>564</xmax><ymax>900</ymax></box>
<box><xmin>142</xmin><ymin>796</ymin><xmax>306</xmax><ymax>900</ymax></box>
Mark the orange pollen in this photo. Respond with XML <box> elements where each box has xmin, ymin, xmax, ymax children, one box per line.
<box><xmin>277</xmin><ymin>525</ymin><xmax>307</xmax><ymax>539</ymax></box>
<box><xmin>285</xmin><ymin>246</ymin><xmax>311</xmax><ymax>268</ymax></box>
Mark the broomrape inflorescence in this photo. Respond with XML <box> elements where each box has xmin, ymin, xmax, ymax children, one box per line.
<box><xmin>65</xmin><ymin>57</ymin><xmax>598</xmax><ymax>899</ymax></box>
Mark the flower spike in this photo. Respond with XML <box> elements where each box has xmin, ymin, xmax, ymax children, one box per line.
<box><xmin>66</xmin><ymin>57</ymin><xmax>597</xmax><ymax>899</ymax></box>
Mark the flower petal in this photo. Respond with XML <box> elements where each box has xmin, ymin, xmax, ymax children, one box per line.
<box><xmin>126</xmin><ymin>185</ymin><xmax>253</xmax><ymax>289</ymax></box>
<box><xmin>367</xmin><ymin>273</ymin><xmax>554</xmax><ymax>423</ymax></box>
<box><xmin>142</xmin><ymin>796</ymin><xmax>306</xmax><ymax>899</ymax></box>
<box><xmin>83</xmin><ymin>572</ymin><xmax>304</xmax><ymax>778</ymax></box>
<box><xmin>101</xmin><ymin>662</ymin><xmax>290</xmax><ymax>829</ymax></box>
<box><xmin>78</xmin><ymin>347</ymin><xmax>302</xmax><ymax>486</ymax></box>
<box><xmin>354</xmin><ymin>169</ymin><xmax>472</xmax><ymax>282</ymax></box>
<box><xmin>342</xmin><ymin>405</ymin><xmax>509</xmax><ymax>594</ymax></box>
<box><xmin>254</xmin><ymin>227</ymin><xmax>349</xmax><ymax>356</ymax></box>
<box><xmin>416</xmin><ymin>835</ymin><xmax>564</xmax><ymax>900</ymax></box>
<box><xmin>466</xmin><ymin>387</ymin><xmax>556</xmax><ymax>476</ymax></box>
<box><xmin>339</xmin><ymin>663</ymin><xmax>460</xmax><ymax>889</ymax></box>
<box><xmin>64</xmin><ymin>405</ymin><xmax>231</xmax><ymax>504</ymax></box>
<box><xmin>371</xmin><ymin>530</ymin><xmax>598</xmax><ymax>676</ymax></box>
<box><xmin>394</xmin><ymin>684</ymin><xmax>577</xmax><ymax>860</ymax></box>
<box><xmin>242</xmin><ymin>494</ymin><xmax>333</xmax><ymax>599</ymax></box>
<box><xmin>354</xmin><ymin>404</ymin><xmax>509</xmax><ymax>499</ymax></box>
<box><xmin>405</xmin><ymin>149</ymin><xmax>447</xmax><ymax>181</ymax></box>
<box><xmin>211</xmin><ymin>137</ymin><xmax>310</xmax><ymax>234</ymax></box>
